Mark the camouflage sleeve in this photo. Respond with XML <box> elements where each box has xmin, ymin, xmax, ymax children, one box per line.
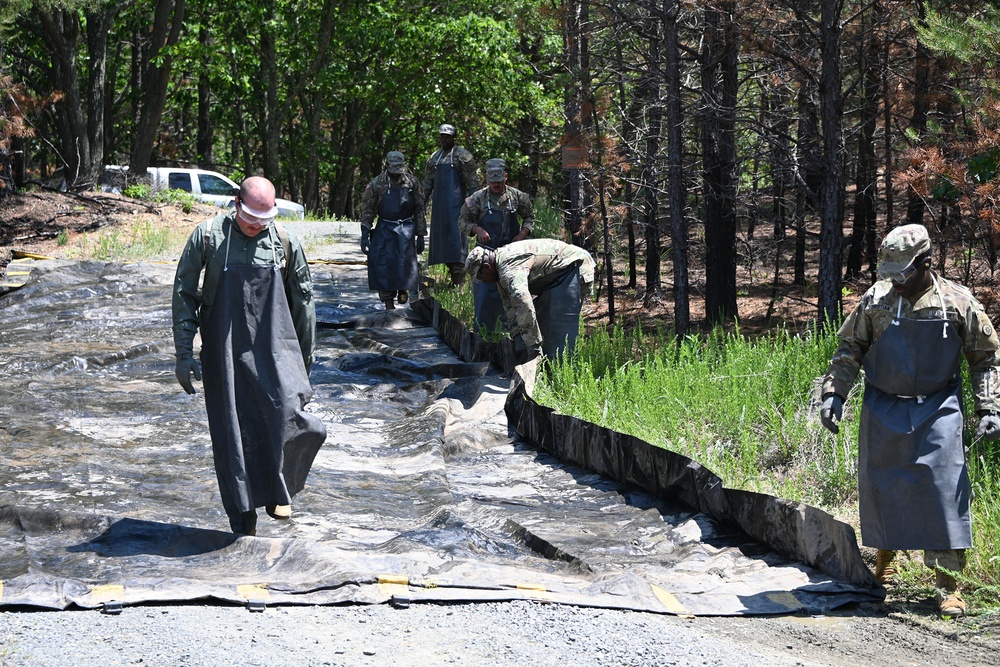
<box><xmin>457</xmin><ymin>149</ymin><xmax>480</xmax><ymax>196</ymax></box>
<box><xmin>422</xmin><ymin>154</ymin><xmax>436</xmax><ymax>203</ymax></box>
<box><xmin>820</xmin><ymin>297</ymin><xmax>872</xmax><ymax>398</ymax></box>
<box><xmin>458</xmin><ymin>191</ymin><xmax>481</xmax><ymax>238</ymax></box>
<box><xmin>961</xmin><ymin>298</ymin><xmax>1000</xmax><ymax>413</ymax></box>
<box><xmin>501</xmin><ymin>268</ymin><xmax>542</xmax><ymax>348</ymax></box>
<box><xmin>516</xmin><ymin>191</ymin><xmax>535</xmax><ymax>233</ymax></box>
<box><xmin>410</xmin><ymin>175</ymin><xmax>426</xmax><ymax>237</ymax></box>
<box><xmin>359</xmin><ymin>181</ymin><xmax>378</xmax><ymax>229</ymax></box>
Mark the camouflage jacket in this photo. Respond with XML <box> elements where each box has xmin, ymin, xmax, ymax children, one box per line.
<box><xmin>457</xmin><ymin>186</ymin><xmax>536</xmax><ymax>239</ymax></box>
<box><xmin>492</xmin><ymin>239</ymin><xmax>596</xmax><ymax>348</ymax></box>
<box><xmin>422</xmin><ymin>146</ymin><xmax>480</xmax><ymax>202</ymax></box>
<box><xmin>359</xmin><ymin>171</ymin><xmax>426</xmax><ymax>236</ymax></box>
<box><xmin>822</xmin><ymin>274</ymin><xmax>1000</xmax><ymax>413</ymax></box>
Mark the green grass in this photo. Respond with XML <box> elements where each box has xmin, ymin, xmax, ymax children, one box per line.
<box><xmin>530</xmin><ymin>321</ymin><xmax>1000</xmax><ymax>611</ymax></box>
<box><xmin>78</xmin><ymin>218</ymin><xmax>183</xmax><ymax>262</ymax></box>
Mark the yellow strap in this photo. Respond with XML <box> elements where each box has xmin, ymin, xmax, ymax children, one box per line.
<box><xmin>90</xmin><ymin>583</ymin><xmax>125</xmax><ymax>604</ymax></box>
<box><xmin>765</xmin><ymin>591</ymin><xmax>801</xmax><ymax>610</ymax></box>
<box><xmin>237</xmin><ymin>583</ymin><xmax>270</xmax><ymax>600</ymax></box>
<box><xmin>651</xmin><ymin>584</ymin><xmax>694</xmax><ymax>618</ymax></box>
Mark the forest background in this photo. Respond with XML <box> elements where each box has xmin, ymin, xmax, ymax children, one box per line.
<box><xmin>4</xmin><ymin>0</ymin><xmax>1000</xmax><ymax>617</ymax></box>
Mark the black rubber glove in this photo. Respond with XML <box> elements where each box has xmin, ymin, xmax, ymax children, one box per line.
<box><xmin>360</xmin><ymin>227</ymin><xmax>370</xmax><ymax>255</ymax></box>
<box><xmin>416</xmin><ymin>236</ymin><xmax>425</xmax><ymax>254</ymax></box>
<box><xmin>175</xmin><ymin>357</ymin><xmax>202</xmax><ymax>395</ymax></box>
<box><xmin>820</xmin><ymin>394</ymin><xmax>844</xmax><ymax>434</ymax></box>
<box><xmin>976</xmin><ymin>412</ymin><xmax>1000</xmax><ymax>441</ymax></box>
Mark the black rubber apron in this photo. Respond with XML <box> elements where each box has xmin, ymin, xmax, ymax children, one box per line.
<box><xmin>201</xmin><ymin>235</ymin><xmax>326</xmax><ymax>531</ymax></box>
<box><xmin>473</xmin><ymin>195</ymin><xmax>521</xmax><ymax>334</ymax></box>
<box><xmin>533</xmin><ymin>264</ymin><xmax>582</xmax><ymax>359</ymax></box>
<box><xmin>858</xmin><ymin>277</ymin><xmax>971</xmax><ymax>550</ymax></box>
<box><xmin>368</xmin><ymin>182</ymin><xmax>418</xmax><ymax>293</ymax></box>
<box><xmin>427</xmin><ymin>149</ymin><xmax>467</xmax><ymax>266</ymax></box>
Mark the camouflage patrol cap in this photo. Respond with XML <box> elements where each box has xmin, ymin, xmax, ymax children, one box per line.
<box><xmin>464</xmin><ymin>245</ymin><xmax>493</xmax><ymax>282</ymax></box>
<box><xmin>385</xmin><ymin>151</ymin><xmax>406</xmax><ymax>174</ymax></box>
<box><xmin>439</xmin><ymin>124</ymin><xmax>456</xmax><ymax>136</ymax></box>
<box><xmin>485</xmin><ymin>158</ymin><xmax>506</xmax><ymax>183</ymax></box>
<box><xmin>877</xmin><ymin>224</ymin><xmax>931</xmax><ymax>277</ymax></box>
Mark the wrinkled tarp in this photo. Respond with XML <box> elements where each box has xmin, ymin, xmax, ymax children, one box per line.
<box><xmin>0</xmin><ymin>241</ymin><xmax>881</xmax><ymax>615</ymax></box>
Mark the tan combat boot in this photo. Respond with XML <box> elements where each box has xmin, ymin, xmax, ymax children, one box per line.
<box><xmin>935</xmin><ymin>570</ymin><xmax>966</xmax><ymax>618</ymax></box>
<box><xmin>874</xmin><ymin>549</ymin><xmax>898</xmax><ymax>585</ymax></box>
<box><xmin>266</xmin><ymin>504</ymin><xmax>291</xmax><ymax>520</ymax></box>
<box><xmin>397</xmin><ymin>290</ymin><xmax>409</xmax><ymax>304</ymax></box>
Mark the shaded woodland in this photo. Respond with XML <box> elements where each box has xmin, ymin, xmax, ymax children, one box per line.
<box><xmin>3</xmin><ymin>1</ymin><xmax>1000</xmax><ymax>331</ymax></box>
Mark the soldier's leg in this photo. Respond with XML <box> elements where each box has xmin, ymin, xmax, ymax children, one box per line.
<box><xmin>448</xmin><ymin>262</ymin><xmax>465</xmax><ymax>287</ymax></box>
<box><xmin>378</xmin><ymin>289</ymin><xmax>396</xmax><ymax>310</ymax></box>
<box><xmin>925</xmin><ymin>549</ymin><xmax>967</xmax><ymax>618</ymax></box>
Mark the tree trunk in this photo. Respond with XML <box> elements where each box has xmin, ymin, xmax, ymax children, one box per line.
<box><xmin>196</xmin><ymin>25</ymin><xmax>214</xmax><ymax>168</ymax></box>
<box><xmin>817</xmin><ymin>0</ymin><xmax>845</xmax><ymax>323</ymax></box>
<box><xmin>905</xmin><ymin>1</ymin><xmax>930</xmax><ymax>227</ymax></box>
<box><xmin>701</xmin><ymin>1</ymin><xmax>739</xmax><ymax>324</ymax></box>
<box><xmin>846</xmin><ymin>3</ymin><xmax>881</xmax><ymax>280</ymax></box>
<box><xmin>665</xmin><ymin>0</ymin><xmax>688</xmax><ymax>334</ymax></box>
<box><xmin>260</xmin><ymin>13</ymin><xmax>281</xmax><ymax>188</ymax></box>
<box><xmin>128</xmin><ymin>0</ymin><xmax>186</xmax><ymax>173</ymax></box>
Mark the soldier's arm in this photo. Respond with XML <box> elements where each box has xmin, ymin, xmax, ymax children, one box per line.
<box><xmin>458</xmin><ymin>150</ymin><xmax>480</xmax><ymax>195</ymax></box>
<box><xmin>422</xmin><ymin>156</ymin><xmax>436</xmax><ymax>203</ymax></box>
<box><xmin>961</xmin><ymin>298</ymin><xmax>1000</xmax><ymax>413</ymax></box>
<box><xmin>502</xmin><ymin>269</ymin><xmax>542</xmax><ymax>348</ymax></box>
<box><xmin>411</xmin><ymin>177</ymin><xmax>427</xmax><ymax>236</ymax></box>
<box><xmin>359</xmin><ymin>182</ymin><xmax>377</xmax><ymax>230</ymax></box>
<box><xmin>458</xmin><ymin>195</ymin><xmax>479</xmax><ymax>238</ymax></box>
<box><xmin>171</xmin><ymin>224</ymin><xmax>208</xmax><ymax>360</ymax></box>
<box><xmin>284</xmin><ymin>234</ymin><xmax>316</xmax><ymax>369</ymax></box>
<box><xmin>820</xmin><ymin>299</ymin><xmax>871</xmax><ymax>399</ymax></box>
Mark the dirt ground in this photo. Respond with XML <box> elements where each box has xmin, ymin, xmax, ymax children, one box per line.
<box><xmin>3</xmin><ymin>190</ymin><xmax>1000</xmax><ymax>662</ymax></box>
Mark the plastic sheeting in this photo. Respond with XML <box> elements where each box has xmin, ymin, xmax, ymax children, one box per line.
<box><xmin>0</xmin><ymin>250</ymin><xmax>882</xmax><ymax>614</ymax></box>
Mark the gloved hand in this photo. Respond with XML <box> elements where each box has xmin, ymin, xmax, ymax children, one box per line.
<box><xmin>820</xmin><ymin>393</ymin><xmax>844</xmax><ymax>434</ymax></box>
<box><xmin>976</xmin><ymin>412</ymin><xmax>1000</xmax><ymax>441</ymax></box>
<box><xmin>360</xmin><ymin>227</ymin><xmax>370</xmax><ymax>255</ymax></box>
<box><xmin>175</xmin><ymin>357</ymin><xmax>202</xmax><ymax>395</ymax></box>
<box><xmin>416</xmin><ymin>236</ymin><xmax>425</xmax><ymax>254</ymax></box>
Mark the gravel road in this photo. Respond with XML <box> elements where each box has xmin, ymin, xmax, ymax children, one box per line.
<box><xmin>3</xmin><ymin>597</ymin><xmax>1000</xmax><ymax>667</ymax></box>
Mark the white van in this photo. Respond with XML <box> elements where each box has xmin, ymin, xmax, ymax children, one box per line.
<box><xmin>103</xmin><ymin>166</ymin><xmax>305</xmax><ymax>219</ymax></box>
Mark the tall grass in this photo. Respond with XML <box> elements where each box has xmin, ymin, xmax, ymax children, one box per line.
<box><xmin>79</xmin><ymin>218</ymin><xmax>182</xmax><ymax>261</ymax></box>
<box><xmin>533</xmin><ymin>322</ymin><xmax>1000</xmax><ymax>608</ymax></box>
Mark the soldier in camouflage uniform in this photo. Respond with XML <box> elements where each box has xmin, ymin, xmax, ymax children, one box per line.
<box><xmin>459</xmin><ymin>158</ymin><xmax>535</xmax><ymax>334</ymax></box>
<box><xmin>464</xmin><ymin>238</ymin><xmax>595</xmax><ymax>361</ymax></box>
<box><xmin>819</xmin><ymin>224</ymin><xmax>1000</xmax><ymax>618</ymax></box>
<box><xmin>360</xmin><ymin>151</ymin><xmax>426</xmax><ymax>310</ymax></box>
<box><xmin>423</xmin><ymin>124</ymin><xmax>480</xmax><ymax>286</ymax></box>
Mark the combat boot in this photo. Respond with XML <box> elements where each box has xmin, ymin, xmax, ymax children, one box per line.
<box><xmin>935</xmin><ymin>570</ymin><xmax>967</xmax><ymax>618</ymax></box>
<box><xmin>397</xmin><ymin>290</ymin><xmax>409</xmax><ymax>304</ymax></box>
<box><xmin>875</xmin><ymin>549</ymin><xmax>898</xmax><ymax>585</ymax></box>
<box><xmin>382</xmin><ymin>298</ymin><xmax>396</xmax><ymax>311</ymax></box>
<box><xmin>266</xmin><ymin>504</ymin><xmax>291</xmax><ymax>520</ymax></box>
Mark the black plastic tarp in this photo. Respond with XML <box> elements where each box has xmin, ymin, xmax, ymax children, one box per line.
<box><xmin>0</xmin><ymin>255</ymin><xmax>881</xmax><ymax>614</ymax></box>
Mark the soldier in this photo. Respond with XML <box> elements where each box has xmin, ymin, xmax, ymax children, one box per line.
<box><xmin>464</xmin><ymin>238</ymin><xmax>595</xmax><ymax>361</ymax></box>
<box><xmin>423</xmin><ymin>124</ymin><xmax>479</xmax><ymax>287</ymax></box>
<box><xmin>458</xmin><ymin>158</ymin><xmax>535</xmax><ymax>334</ymax></box>
<box><xmin>819</xmin><ymin>224</ymin><xmax>1000</xmax><ymax>618</ymax></box>
<box><xmin>360</xmin><ymin>151</ymin><xmax>425</xmax><ymax>310</ymax></box>
<box><xmin>172</xmin><ymin>176</ymin><xmax>327</xmax><ymax>536</ymax></box>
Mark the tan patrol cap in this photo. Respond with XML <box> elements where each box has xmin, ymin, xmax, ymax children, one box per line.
<box><xmin>877</xmin><ymin>224</ymin><xmax>931</xmax><ymax>276</ymax></box>
<box><xmin>464</xmin><ymin>245</ymin><xmax>493</xmax><ymax>282</ymax></box>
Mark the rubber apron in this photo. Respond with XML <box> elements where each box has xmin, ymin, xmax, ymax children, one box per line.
<box><xmin>427</xmin><ymin>148</ymin><xmax>467</xmax><ymax>266</ymax></box>
<box><xmin>858</xmin><ymin>276</ymin><xmax>971</xmax><ymax>550</ymax></box>
<box><xmin>368</xmin><ymin>180</ymin><xmax>418</xmax><ymax>293</ymax></box>
<box><xmin>533</xmin><ymin>264</ymin><xmax>582</xmax><ymax>359</ymax></box>
<box><xmin>473</xmin><ymin>194</ymin><xmax>521</xmax><ymax>334</ymax></box>
<box><xmin>201</xmin><ymin>231</ymin><xmax>327</xmax><ymax>530</ymax></box>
